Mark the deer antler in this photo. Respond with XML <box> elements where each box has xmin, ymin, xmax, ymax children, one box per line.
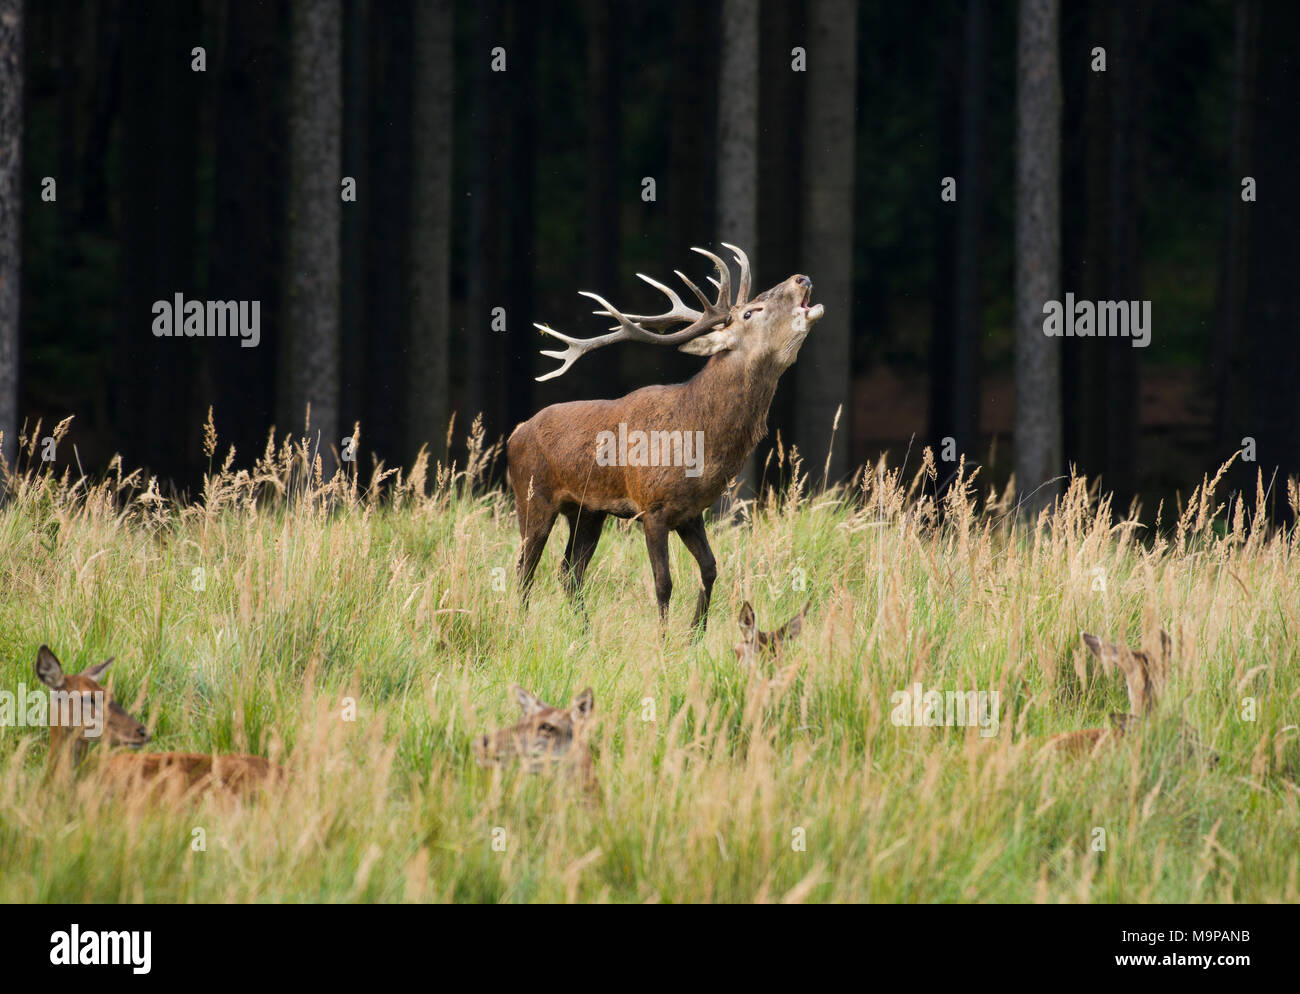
<box><xmin>534</xmin><ymin>245</ymin><xmax>750</xmax><ymax>382</ymax></box>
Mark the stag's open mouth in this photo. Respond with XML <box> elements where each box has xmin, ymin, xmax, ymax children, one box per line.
<box><xmin>800</xmin><ymin>288</ymin><xmax>813</xmax><ymax>309</ymax></box>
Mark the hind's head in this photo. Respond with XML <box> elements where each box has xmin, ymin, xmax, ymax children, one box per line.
<box><xmin>735</xmin><ymin>601</ymin><xmax>810</xmax><ymax>666</ymax></box>
<box><xmin>474</xmin><ymin>685</ymin><xmax>594</xmax><ymax>775</ymax></box>
<box><xmin>35</xmin><ymin>645</ymin><xmax>150</xmax><ymax>768</ymax></box>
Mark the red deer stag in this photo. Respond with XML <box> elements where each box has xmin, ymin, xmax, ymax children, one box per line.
<box><xmin>507</xmin><ymin>244</ymin><xmax>823</xmax><ymax>632</ymax></box>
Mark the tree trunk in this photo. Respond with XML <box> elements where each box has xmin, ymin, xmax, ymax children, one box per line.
<box><xmin>1243</xmin><ymin>0</ymin><xmax>1300</xmax><ymax>511</ymax></box>
<box><xmin>717</xmin><ymin>0</ymin><xmax>759</xmax><ymax>496</ymax></box>
<box><xmin>361</xmin><ymin>1</ymin><xmax>411</xmax><ymax>464</ymax></box>
<box><xmin>338</xmin><ymin>0</ymin><xmax>367</xmax><ymax>458</ymax></box>
<box><xmin>285</xmin><ymin>0</ymin><xmax>342</xmax><ymax>466</ymax></box>
<box><xmin>1068</xmin><ymin>0</ymin><xmax>1111</xmax><ymax>481</ymax></box>
<box><xmin>409</xmin><ymin>0</ymin><xmax>453</xmax><ymax>462</ymax></box>
<box><xmin>795</xmin><ymin>0</ymin><xmax>856</xmax><ymax>486</ymax></box>
<box><xmin>580</xmin><ymin>0</ymin><xmax>621</xmax><ymax>405</ymax></box>
<box><xmin>1013</xmin><ymin>0</ymin><xmax>1062</xmax><ymax>517</ymax></box>
<box><xmin>1102</xmin><ymin>1</ymin><xmax>1154</xmax><ymax>513</ymax></box>
<box><xmin>118</xmin><ymin>1</ymin><xmax>201</xmax><ymax>487</ymax></box>
<box><xmin>951</xmin><ymin>0</ymin><xmax>988</xmax><ymax>468</ymax></box>
<box><xmin>1212</xmin><ymin>0</ymin><xmax>1259</xmax><ymax>454</ymax></box>
<box><xmin>210</xmin><ymin>0</ymin><xmax>285</xmax><ymax>467</ymax></box>
<box><xmin>504</xmin><ymin>1</ymin><xmax>538</xmax><ymax>441</ymax></box>
<box><xmin>463</xmin><ymin>0</ymin><xmax>505</xmax><ymax>446</ymax></box>
<box><xmin>928</xmin><ymin>7</ymin><xmax>961</xmax><ymax>474</ymax></box>
<box><xmin>756</xmin><ymin>0</ymin><xmax>802</xmax><ymax>491</ymax></box>
<box><xmin>0</xmin><ymin>0</ymin><xmax>20</xmax><ymax>468</ymax></box>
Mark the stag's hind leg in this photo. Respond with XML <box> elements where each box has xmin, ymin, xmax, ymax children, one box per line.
<box><xmin>641</xmin><ymin>513</ymin><xmax>674</xmax><ymax>626</ymax></box>
<box><xmin>675</xmin><ymin>515</ymin><xmax>717</xmax><ymax>635</ymax></box>
<box><xmin>560</xmin><ymin>511</ymin><xmax>607</xmax><ymax>606</ymax></box>
<box><xmin>516</xmin><ymin>506</ymin><xmax>558</xmax><ymax>607</ymax></box>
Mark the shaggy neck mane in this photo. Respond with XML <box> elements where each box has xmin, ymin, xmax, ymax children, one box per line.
<box><xmin>686</xmin><ymin>348</ymin><xmax>782</xmax><ymax>470</ymax></box>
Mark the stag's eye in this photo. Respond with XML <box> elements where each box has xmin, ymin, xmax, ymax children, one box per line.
<box><xmin>537</xmin><ymin>723</ymin><xmax>554</xmax><ymax>736</ymax></box>
<box><xmin>743</xmin><ymin>310</ymin><xmax>753</xmax><ymax>320</ymax></box>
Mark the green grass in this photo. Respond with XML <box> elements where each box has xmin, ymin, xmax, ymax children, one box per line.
<box><xmin>0</xmin><ymin>418</ymin><xmax>1296</xmax><ymax>902</ymax></box>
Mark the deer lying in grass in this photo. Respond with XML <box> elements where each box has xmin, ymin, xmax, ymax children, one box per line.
<box><xmin>36</xmin><ymin>645</ymin><xmax>282</xmax><ymax>797</ymax></box>
<box><xmin>1043</xmin><ymin>631</ymin><xmax>1217</xmax><ymax>765</ymax></box>
<box><xmin>735</xmin><ymin>600</ymin><xmax>811</xmax><ymax>665</ymax></box>
<box><xmin>473</xmin><ymin>685</ymin><xmax>598</xmax><ymax>795</ymax></box>
<box><xmin>508</xmin><ymin>244</ymin><xmax>823</xmax><ymax>633</ymax></box>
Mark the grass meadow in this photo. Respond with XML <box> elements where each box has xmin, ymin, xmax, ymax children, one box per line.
<box><xmin>1</xmin><ymin>414</ymin><xmax>1297</xmax><ymax>903</ymax></box>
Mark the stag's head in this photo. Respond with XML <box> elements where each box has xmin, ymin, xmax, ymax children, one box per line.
<box><xmin>534</xmin><ymin>244</ymin><xmax>824</xmax><ymax>381</ymax></box>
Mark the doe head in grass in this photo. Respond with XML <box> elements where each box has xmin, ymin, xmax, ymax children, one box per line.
<box><xmin>474</xmin><ymin>685</ymin><xmax>599</xmax><ymax>795</ymax></box>
<box><xmin>1044</xmin><ymin>630</ymin><xmax>1218</xmax><ymax>766</ymax></box>
<box><xmin>735</xmin><ymin>600</ymin><xmax>810</xmax><ymax>666</ymax></box>
<box><xmin>34</xmin><ymin>644</ymin><xmax>283</xmax><ymax>795</ymax></box>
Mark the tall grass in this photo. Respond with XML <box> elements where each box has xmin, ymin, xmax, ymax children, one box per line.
<box><xmin>0</xmin><ymin>415</ymin><xmax>1296</xmax><ymax>902</ymax></box>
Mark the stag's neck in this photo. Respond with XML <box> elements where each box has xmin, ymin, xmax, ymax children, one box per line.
<box><xmin>685</xmin><ymin>352</ymin><xmax>783</xmax><ymax>466</ymax></box>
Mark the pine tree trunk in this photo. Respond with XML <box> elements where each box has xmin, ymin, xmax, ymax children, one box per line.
<box><xmin>717</xmin><ymin>0</ymin><xmax>759</xmax><ymax>497</ymax></box>
<box><xmin>409</xmin><ymin>0</ymin><xmax>453</xmax><ymax>463</ymax></box>
<box><xmin>1013</xmin><ymin>0</ymin><xmax>1062</xmax><ymax>516</ymax></box>
<box><xmin>795</xmin><ymin>0</ymin><xmax>857</xmax><ymax>486</ymax></box>
<box><xmin>0</xmin><ymin>0</ymin><xmax>21</xmax><ymax>468</ymax></box>
<box><xmin>285</xmin><ymin>0</ymin><xmax>342</xmax><ymax>466</ymax></box>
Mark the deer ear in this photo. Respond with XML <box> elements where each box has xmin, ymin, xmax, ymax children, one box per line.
<box><xmin>571</xmin><ymin>687</ymin><xmax>594</xmax><ymax>719</ymax></box>
<box><xmin>80</xmin><ymin>656</ymin><xmax>115</xmax><ymax>682</ymax></box>
<box><xmin>738</xmin><ymin>602</ymin><xmax>756</xmax><ymax>639</ymax></box>
<box><xmin>1157</xmin><ymin>628</ymin><xmax>1172</xmax><ymax>660</ymax></box>
<box><xmin>36</xmin><ymin>646</ymin><xmax>65</xmax><ymax>689</ymax></box>
<box><xmin>514</xmin><ymin>685</ymin><xmax>545</xmax><ymax>716</ymax></box>
<box><xmin>1108</xmin><ymin>712</ymin><xmax>1134</xmax><ymax>733</ymax></box>
<box><xmin>1081</xmin><ymin>633</ymin><xmax>1128</xmax><ymax>665</ymax></box>
<box><xmin>783</xmin><ymin>612</ymin><xmax>804</xmax><ymax>640</ymax></box>
<box><xmin>679</xmin><ymin>327</ymin><xmax>739</xmax><ymax>356</ymax></box>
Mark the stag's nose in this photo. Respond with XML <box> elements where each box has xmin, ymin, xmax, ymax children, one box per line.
<box><xmin>795</xmin><ymin>275</ymin><xmax>812</xmax><ymax>289</ymax></box>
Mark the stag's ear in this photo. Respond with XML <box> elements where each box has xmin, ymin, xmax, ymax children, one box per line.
<box><xmin>679</xmin><ymin>326</ymin><xmax>739</xmax><ymax>356</ymax></box>
<box><xmin>514</xmin><ymin>685</ymin><xmax>546</xmax><ymax>716</ymax></box>
<box><xmin>571</xmin><ymin>687</ymin><xmax>595</xmax><ymax>719</ymax></box>
<box><xmin>36</xmin><ymin>646</ymin><xmax>65</xmax><ymax>689</ymax></box>
<box><xmin>738</xmin><ymin>602</ymin><xmax>757</xmax><ymax>640</ymax></box>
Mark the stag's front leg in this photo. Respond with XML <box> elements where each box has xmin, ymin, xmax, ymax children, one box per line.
<box><xmin>675</xmin><ymin>515</ymin><xmax>716</xmax><ymax>636</ymax></box>
<box><xmin>642</xmin><ymin>514</ymin><xmax>673</xmax><ymax>627</ymax></box>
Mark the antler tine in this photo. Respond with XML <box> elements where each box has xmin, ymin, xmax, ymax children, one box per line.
<box><xmin>691</xmin><ymin>247</ymin><xmax>732</xmax><ymax>309</ymax></box>
<box><xmin>533</xmin><ymin>323</ymin><xmax>590</xmax><ymax>382</ymax></box>
<box><xmin>675</xmin><ymin>269</ymin><xmax>715</xmax><ymax>312</ymax></box>
<box><xmin>721</xmin><ymin>242</ymin><xmax>751</xmax><ymax>303</ymax></box>
<box><xmin>620</xmin><ymin>273</ymin><xmax>704</xmax><ymax>330</ymax></box>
